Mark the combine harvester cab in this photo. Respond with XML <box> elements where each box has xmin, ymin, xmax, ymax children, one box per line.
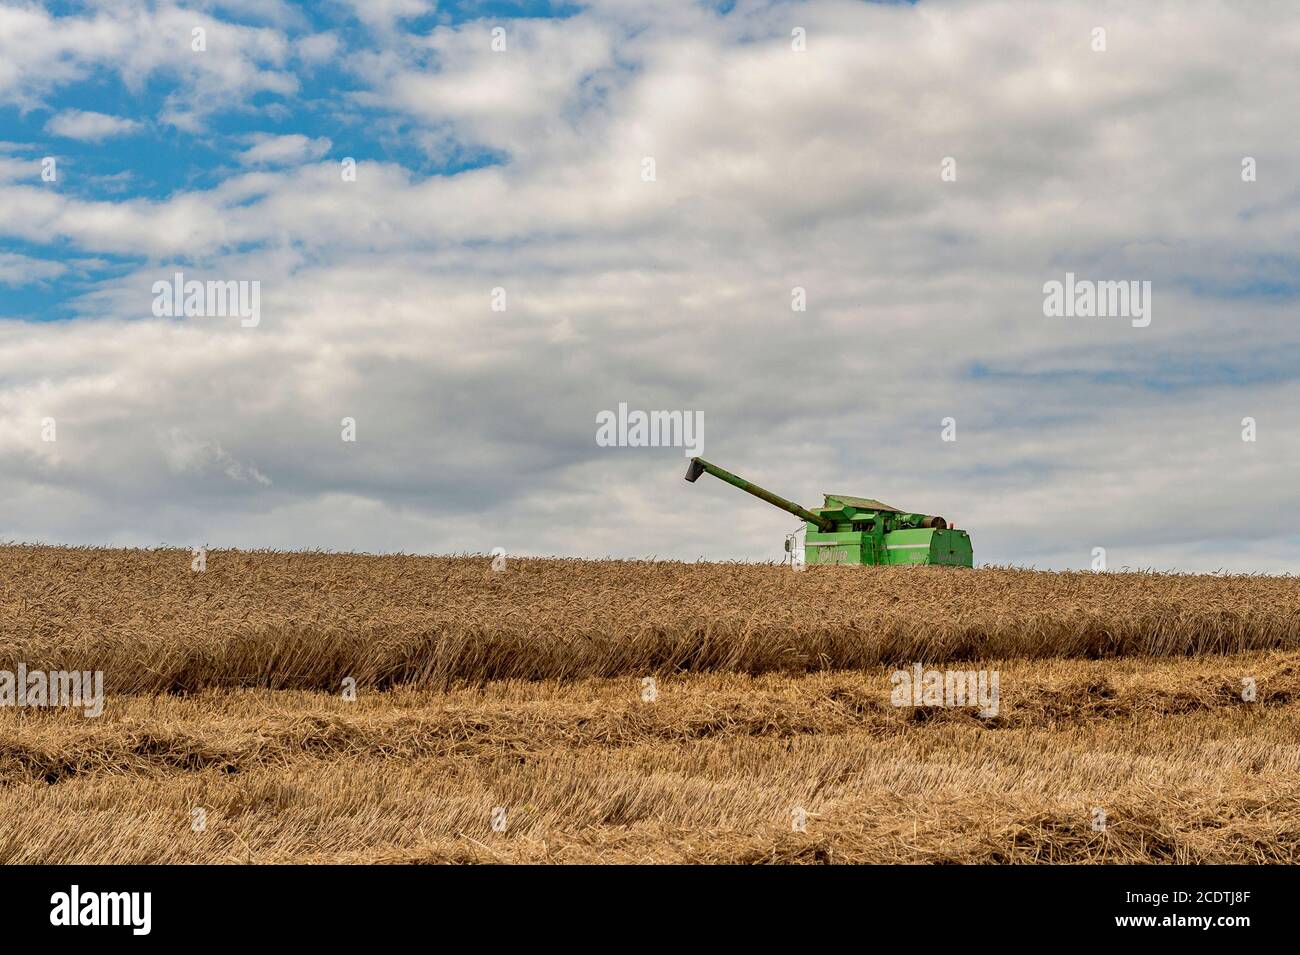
<box><xmin>685</xmin><ymin>457</ymin><xmax>972</xmax><ymax>567</ymax></box>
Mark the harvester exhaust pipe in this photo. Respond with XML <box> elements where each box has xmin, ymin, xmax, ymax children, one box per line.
<box><xmin>685</xmin><ymin>458</ymin><xmax>707</xmax><ymax>482</ymax></box>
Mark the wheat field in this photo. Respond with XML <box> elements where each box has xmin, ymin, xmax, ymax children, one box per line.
<box><xmin>1</xmin><ymin>545</ymin><xmax>1298</xmax><ymax>863</ymax></box>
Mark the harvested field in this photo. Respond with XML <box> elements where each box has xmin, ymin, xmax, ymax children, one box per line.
<box><xmin>1</xmin><ymin>545</ymin><xmax>1298</xmax><ymax>864</ymax></box>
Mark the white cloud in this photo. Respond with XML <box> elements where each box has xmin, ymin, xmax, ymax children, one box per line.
<box><xmin>0</xmin><ymin>1</ymin><xmax>297</xmax><ymax>128</ymax></box>
<box><xmin>0</xmin><ymin>252</ymin><xmax>65</xmax><ymax>286</ymax></box>
<box><xmin>238</xmin><ymin>133</ymin><xmax>332</xmax><ymax>166</ymax></box>
<box><xmin>346</xmin><ymin>16</ymin><xmax>619</xmax><ymax>163</ymax></box>
<box><xmin>45</xmin><ymin>109</ymin><xmax>141</xmax><ymax>141</ymax></box>
<box><xmin>160</xmin><ymin>428</ymin><xmax>272</xmax><ymax>486</ymax></box>
<box><xmin>295</xmin><ymin>31</ymin><xmax>340</xmax><ymax>65</ymax></box>
<box><xmin>338</xmin><ymin>0</ymin><xmax>434</xmax><ymax>33</ymax></box>
<box><xmin>0</xmin><ymin>1</ymin><xmax>1298</xmax><ymax>570</ymax></box>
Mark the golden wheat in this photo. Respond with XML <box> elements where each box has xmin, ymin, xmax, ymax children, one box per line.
<box><xmin>2</xmin><ymin>545</ymin><xmax>1298</xmax><ymax>864</ymax></box>
<box><xmin>2</xmin><ymin>546</ymin><xmax>1298</xmax><ymax>691</ymax></box>
<box><xmin>0</xmin><ymin>655</ymin><xmax>1296</xmax><ymax>863</ymax></box>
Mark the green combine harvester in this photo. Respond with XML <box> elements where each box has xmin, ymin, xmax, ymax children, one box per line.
<box><xmin>685</xmin><ymin>456</ymin><xmax>973</xmax><ymax>567</ymax></box>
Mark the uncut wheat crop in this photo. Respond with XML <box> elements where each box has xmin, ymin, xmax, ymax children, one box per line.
<box><xmin>1</xmin><ymin>544</ymin><xmax>1297</xmax><ymax>864</ymax></box>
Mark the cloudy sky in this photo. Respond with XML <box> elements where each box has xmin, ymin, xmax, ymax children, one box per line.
<box><xmin>1</xmin><ymin>0</ymin><xmax>1297</xmax><ymax>571</ymax></box>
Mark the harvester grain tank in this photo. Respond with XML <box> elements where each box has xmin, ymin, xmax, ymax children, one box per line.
<box><xmin>684</xmin><ymin>456</ymin><xmax>973</xmax><ymax>567</ymax></box>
